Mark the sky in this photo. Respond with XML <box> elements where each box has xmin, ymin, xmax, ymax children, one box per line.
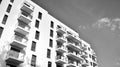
<box><xmin>32</xmin><ymin>0</ymin><xmax>120</xmax><ymax>67</ymax></box>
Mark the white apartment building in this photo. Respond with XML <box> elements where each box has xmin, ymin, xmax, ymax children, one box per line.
<box><xmin>0</xmin><ymin>0</ymin><xmax>98</xmax><ymax>67</ymax></box>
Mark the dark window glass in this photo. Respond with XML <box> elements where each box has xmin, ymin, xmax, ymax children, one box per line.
<box><xmin>38</xmin><ymin>12</ymin><xmax>42</xmax><ymax>19</ymax></box>
<box><xmin>48</xmin><ymin>61</ymin><xmax>52</xmax><ymax>67</ymax></box>
<box><xmin>31</xmin><ymin>41</ymin><xmax>36</xmax><ymax>51</ymax></box>
<box><xmin>47</xmin><ymin>49</ymin><xmax>51</xmax><ymax>58</ymax></box>
<box><xmin>90</xmin><ymin>62</ymin><xmax>92</xmax><ymax>66</ymax></box>
<box><xmin>6</xmin><ymin>4</ymin><xmax>12</xmax><ymax>13</ymax></box>
<box><xmin>88</xmin><ymin>47</ymin><xmax>90</xmax><ymax>51</ymax></box>
<box><xmin>50</xmin><ymin>30</ymin><xmax>53</xmax><ymax>37</ymax></box>
<box><xmin>31</xmin><ymin>55</ymin><xmax>36</xmax><ymax>66</ymax></box>
<box><xmin>10</xmin><ymin>0</ymin><xmax>14</xmax><ymax>3</ymax></box>
<box><xmin>35</xmin><ymin>20</ymin><xmax>40</xmax><ymax>28</ymax></box>
<box><xmin>35</xmin><ymin>31</ymin><xmax>40</xmax><ymax>40</ymax></box>
<box><xmin>0</xmin><ymin>0</ymin><xmax>2</xmax><ymax>4</ymax></box>
<box><xmin>50</xmin><ymin>21</ymin><xmax>54</xmax><ymax>28</ymax></box>
<box><xmin>49</xmin><ymin>39</ymin><xmax>53</xmax><ymax>47</ymax></box>
<box><xmin>2</xmin><ymin>14</ymin><xmax>8</xmax><ymax>24</ymax></box>
<box><xmin>0</xmin><ymin>27</ymin><xmax>4</xmax><ymax>38</ymax></box>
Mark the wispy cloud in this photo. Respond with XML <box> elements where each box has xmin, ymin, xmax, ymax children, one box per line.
<box><xmin>92</xmin><ymin>17</ymin><xmax>120</xmax><ymax>31</ymax></box>
<box><xmin>79</xmin><ymin>17</ymin><xmax>120</xmax><ymax>31</ymax></box>
<box><xmin>115</xmin><ymin>58</ymin><xmax>120</xmax><ymax>66</ymax></box>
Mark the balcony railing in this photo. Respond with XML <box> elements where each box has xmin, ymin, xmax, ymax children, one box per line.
<box><xmin>6</xmin><ymin>50</ymin><xmax>24</xmax><ymax>65</ymax></box>
<box><xmin>67</xmin><ymin>60</ymin><xmax>76</xmax><ymax>67</ymax></box>
<box><xmin>56</xmin><ymin>25</ymin><xmax>66</xmax><ymax>34</ymax></box>
<box><xmin>81</xmin><ymin>52</ymin><xmax>88</xmax><ymax>58</ymax></box>
<box><xmin>67</xmin><ymin>60</ymin><xmax>82</xmax><ymax>67</ymax></box>
<box><xmin>15</xmin><ymin>22</ymin><xmax>29</xmax><ymax>35</ymax></box>
<box><xmin>18</xmin><ymin>12</ymin><xmax>32</xmax><ymax>24</ymax></box>
<box><xmin>10</xmin><ymin>35</ymin><xmax>27</xmax><ymax>49</ymax></box>
<box><xmin>56</xmin><ymin>36</ymin><xmax>66</xmax><ymax>43</ymax></box>
<box><xmin>21</xmin><ymin>2</ymin><xmax>34</xmax><ymax>14</ymax></box>
<box><xmin>56</xmin><ymin>45</ymin><xmax>67</xmax><ymax>53</ymax></box>
<box><xmin>67</xmin><ymin>33</ymin><xmax>81</xmax><ymax>43</ymax></box>
<box><xmin>67</xmin><ymin>42</ymin><xmax>82</xmax><ymax>51</ymax></box>
<box><xmin>67</xmin><ymin>50</ymin><xmax>82</xmax><ymax>61</ymax></box>
<box><xmin>56</xmin><ymin>55</ymin><xmax>67</xmax><ymax>64</ymax></box>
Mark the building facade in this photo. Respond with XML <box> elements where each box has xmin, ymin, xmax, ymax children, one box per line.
<box><xmin>0</xmin><ymin>0</ymin><xmax>98</xmax><ymax>67</ymax></box>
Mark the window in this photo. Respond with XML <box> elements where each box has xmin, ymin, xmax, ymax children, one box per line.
<box><xmin>50</xmin><ymin>21</ymin><xmax>54</xmax><ymax>28</ymax></box>
<box><xmin>89</xmin><ymin>54</ymin><xmax>91</xmax><ymax>58</ymax></box>
<box><xmin>6</xmin><ymin>4</ymin><xmax>12</xmax><ymax>13</ymax></box>
<box><xmin>2</xmin><ymin>14</ymin><xmax>8</xmax><ymax>24</ymax></box>
<box><xmin>50</xmin><ymin>30</ymin><xmax>53</xmax><ymax>37</ymax></box>
<box><xmin>35</xmin><ymin>31</ymin><xmax>40</xmax><ymax>40</ymax></box>
<box><xmin>10</xmin><ymin>0</ymin><xmax>14</xmax><ymax>3</ymax></box>
<box><xmin>49</xmin><ymin>39</ymin><xmax>53</xmax><ymax>47</ymax></box>
<box><xmin>31</xmin><ymin>55</ymin><xmax>36</xmax><ymax>66</ymax></box>
<box><xmin>35</xmin><ymin>20</ymin><xmax>40</xmax><ymax>28</ymax></box>
<box><xmin>47</xmin><ymin>49</ymin><xmax>51</xmax><ymax>58</ymax></box>
<box><xmin>48</xmin><ymin>61</ymin><xmax>52</xmax><ymax>67</ymax></box>
<box><xmin>88</xmin><ymin>47</ymin><xmax>90</xmax><ymax>51</ymax></box>
<box><xmin>90</xmin><ymin>62</ymin><xmax>92</xmax><ymax>66</ymax></box>
<box><xmin>0</xmin><ymin>27</ymin><xmax>4</xmax><ymax>38</ymax></box>
<box><xmin>38</xmin><ymin>12</ymin><xmax>42</xmax><ymax>19</ymax></box>
<box><xmin>0</xmin><ymin>0</ymin><xmax>2</xmax><ymax>4</ymax></box>
<box><xmin>31</xmin><ymin>41</ymin><xmax>36</xmax><ymax>51</ymax></box>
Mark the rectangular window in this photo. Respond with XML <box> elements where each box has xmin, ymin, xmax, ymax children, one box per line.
<box><xmin>31</xmin><ymin>41</ymin><xmax>36</xmax><ymax>51</ymax></box>
<box><xmin>2</xmin><ymin>14</ymin><xmax>8</xmax><ymax>24</ymax></box>
<box><xmin>0</xmin><ymin>0</ymin><xmax>2</xmax><ymax>4</ymax></box>
<box><xmin>49</xmin><ymin>39</ymin><xmax>53</xmax><ymax>47</ymax></box>
<box><xmin>35</xmin><ymin>31</ymin><xmax>40</xmax><ymax>40</ymax></box>
<box><xmin>31</xmin><ymin>55</ymin><xmax>36</xmax><ymax>66</ymax></box>
<box><xmin>35</xmin><ymin>20</ymin><xmax>40</xmax><ymax>28</ymax></box>
<box><xmin>50</xmin><ymin>30</ymin><xmax>53</xmax><ymax>37</ymax></box>
<box><xmin>0</xmin><ymin>27</ymin><xmax>4</xmax><ymax>38</ymax></box>
<box><xmin>10</xmin><ymin>0</ymin><xmax>14</xmax><ymax>3</ymax></box>
<box><xmin>38</xmin><ymin>12</ymin><xmax>42</xmax><ymax>19</ymax></box>
<box><xmin>50</xmin><ymin>21</ymin><xmax>54</xmax><ymax>28</ymax></box>
<box><xmin>6</xmin><ymin>4</ymin><xmax>12</xmax><ymax>13</ymax></box>
<box><xmin>48</xmin><ymin>61</ymin><xmax>52</xmax><ymax>67</ymax></box>
<box><xmin>47</xmin><ymin>49</ymin><xmax>51</xmax><ymax>58</ymax></box>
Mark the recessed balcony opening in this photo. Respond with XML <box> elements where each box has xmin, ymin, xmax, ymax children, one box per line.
<box><xmin>56</xmin><ymin>63</ymin><xmax>63</xmax><ymax>67</ymax></box>
<box><xmin>57</xmin><ymin>25</ymin><xmax>66</xmax><ymax>34</ymax></box>
<box><xmin>56</xmin><ymin>33</ymin><xmax>66</xmax><ymax>43</ymax></box>
<box><xmin>56</xmin><ymin>41</ymin><xmax>66</xmax><ymax>53</ymax></box>
<box><xmin>5</xmin><ymin>49</ymin><xmax>24</xmax><ymax>65</ymax></box>
<box><xmin>10</xmin><ymin>32</ymin><xmax>27</xmax><ymax>49</ymax></box>
<box><xmin>67</xmin><ymin>38</ymin><xmax>82</xmax><ymax>51</ymax></box>
<box><xmin>67</xmin><ymin>57</ymin><xmax>81</xmax><ymax>67</ymax></box>
<box><xmin>18</xmin><ymin>20</ymin><xmax>30</xmax><ymax>31</ymax></box>
<box><xmin>21</xmin><ymin>2</ymin><xmax>34</xmax><ymax>14</ymax></box>
<box><xmin>56</xmin><ymin>52</ymin><xmax>66</xmax><ymax>64</ymax></box>
<box><xmin>57</xmin><ymin>32</ymin><xmax>64</xmax><ymax>38</ymax></box>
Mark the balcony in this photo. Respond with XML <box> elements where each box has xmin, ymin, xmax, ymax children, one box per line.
<box><xmin>14</xmin><ymin>25</ymin><xmax>29</xmax><ymax>36</ymax></box>
<box><xmin>66</xmin><ymin>42</ymin><xmax>82</xmax><ymax>51</ymax></box>
<box><xmin>66</xmin><ymin>51</ymin><xmax>82</xmax><ymax>61</ymax></box>
<box><xmin>56</xmin><ymin>25</ymin><xmax>66</xmax><ymax>34</ymax></box>
<box><xmin>10</xmin><ymin>35</ymin><xmax>27</xmax><ymax>49</ymax></box>
<box><xmin>56</xmin><ymin>55</ymin><xmax>66</xmax><ymax>64</ymax></box>
<box><xmin>82</xmin><ymin>62</ymin><xmax>89</xmax><ymax>66</ymax></box>
<box><xmin>21</xmin><ymin>2</ymin><xmax>34</xmax><ymax>14</ymax></box>
<box><xmin>56</xmin><ymin>45</ymin><xmax>67</xmax><ymax>53</ymax></box>
<box><xmin>18</xmin><ymin>12</ymin><xmax>32</xmax><ymax>24</ymax></box>
<box><xmin>56</xmin><ymin>36</ymin><xmax>66</xmax><ymax>43</ymax></box>
<box><xmin>67</xmin><ymin>60</ymin><xmax>76</xmax><ymax>67</ymax></box>
<box><xmin>81</xmin><ymin>52</ymin><xmax>88</xmax><ymax>58</ymax></box>
<box><xmin>67</xmin><ymin>33</ymin><xmax>81</xmax><ymax>43</ymax></box>
<box><xmin>6</xmin><ymin>50</ymin><xmax>24</xmax><ymax>65</ymax></box>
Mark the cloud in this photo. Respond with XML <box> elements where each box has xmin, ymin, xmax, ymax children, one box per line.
<box><xmin>92</xmin><ymin>17</ymin><xmax>120</xmax><ymax>31</ymax></box>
